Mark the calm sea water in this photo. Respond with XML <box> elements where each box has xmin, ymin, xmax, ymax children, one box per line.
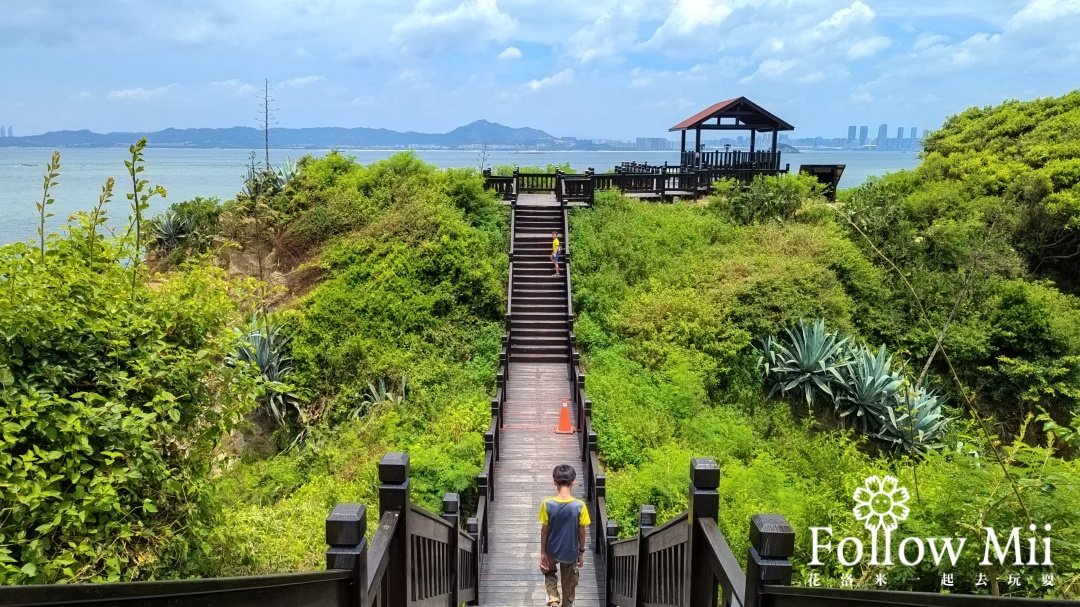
<box><xmin>0</xmin><ymin>147</ymin><xmax>920</xmax><ymax>245</ymax></box>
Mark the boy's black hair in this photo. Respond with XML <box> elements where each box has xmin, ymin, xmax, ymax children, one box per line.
<box><xmin>553</xmin><ymin>464</ymin><xmax>576</xmax><ymax>487</ymax></box>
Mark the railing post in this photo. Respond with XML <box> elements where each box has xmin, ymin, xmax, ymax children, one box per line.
<box><xmin>687</xmin><ymin>457</ymin><xmax>720</xmax><ymax>607</ymax></box>
<box><xmin>605</xmin><ymin>519</ymin><xmax>618</xmax><ymax>605</ymax></box>
<box><xmin>443</xmin><ymin>494</ymin><xmax>460</xmax><ymax>607</ymax></box>
<box><xmin>379</xmin><ymin>452</ymin><xmax>411</xmax><ymax>607</ymax></box>
<box><xmin>326</xmin><ymin>504</ymin><xmax>367</xmax><ymax>607</ymax></box>
<box><xmin>744</xmin><ymin>514</ymin><xmax>794</xmax><ymax>607</ymax></box>
<box><xmin>484</xmin><ymin>431</ymin><xmax>496</xmax><ymax>500</ymax></box>
<box><xmin>636</xmin><ymin>505</ymin><xmax>655</xmax><ymax>603</ymax></box>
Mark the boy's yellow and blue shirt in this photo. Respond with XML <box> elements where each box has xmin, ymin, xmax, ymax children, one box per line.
<box><xmin>539</xmin><ymin>497</ymin><xmax>591</xmax><ymax>564</ymax></box>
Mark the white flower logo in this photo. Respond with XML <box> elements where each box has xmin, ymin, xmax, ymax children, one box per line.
<box><xmin>852</xmin><ymin>475</ymin><xmax>910</xmax><ymax>532</ymax></box>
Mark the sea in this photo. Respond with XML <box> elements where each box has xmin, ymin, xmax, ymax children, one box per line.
<box><xmin>0</xmin><ymin>147</ymin><xmax>921</xmax><ymax>245</ymax></box>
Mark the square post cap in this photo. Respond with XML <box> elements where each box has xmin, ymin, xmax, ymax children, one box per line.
<box><xmin>326</xmin><ymin>503</ymin><xmax>367</xmax><ymax>546</ymax></box>
<box><xmin>639</xmin><ymin>505</ymin><xmax>656</xmax><ymax>527</ymax></box>
<box><xmin>690</xmin><ymin>457</ymin><xmax>720</xmax><ymax>490</ymax></box>
<box><xmin>750</xmin><ymin>514</ymin><xmax>795</xmax><ymax>558</ymax></box>
<box><xmin>443</xmin><ymin>493</ymin><xmax>460</xmax><ymax>513</ymax></box>
<box><xmin>379</xmin><ymin>452</ymin><xmax>410</xmax><ymax>483</ymax></box>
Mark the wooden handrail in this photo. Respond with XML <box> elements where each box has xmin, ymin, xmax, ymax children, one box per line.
<box><xmin>699</xmin><ymin>517</ymin><xmax>747</xmax><ymax>607</ymax></box>
<box><xmin>364</xmin><ymin>510</ymin><xmax>400</xmax><ymax>604</ymax></box>
<box><xmin>0</xmin><ymin>571</ymin><xmax>355</xmax><ymax>607</ymax></box>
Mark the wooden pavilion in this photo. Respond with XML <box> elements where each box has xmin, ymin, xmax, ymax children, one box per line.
<box><xmin>669</xmin><ymin>97</ymin><xmax>794</xmax><ymax>173</ymax></box>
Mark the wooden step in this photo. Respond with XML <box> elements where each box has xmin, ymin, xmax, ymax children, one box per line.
<box><xmin>508</xmin><ymin>352</ymin><xmax>568</xmax><ymax>363</ymax></box>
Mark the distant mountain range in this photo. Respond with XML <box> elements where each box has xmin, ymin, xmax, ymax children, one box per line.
<box><xmin>0</xmin><ymin>120</ymin><xmax>614</xmax><ymax>150</ymax></box>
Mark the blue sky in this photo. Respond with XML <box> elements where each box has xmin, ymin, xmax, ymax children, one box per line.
<box><xmin>1</xmin><ymin>0</ymin><xmax>1078</xmax><ymax>140</ymax></box>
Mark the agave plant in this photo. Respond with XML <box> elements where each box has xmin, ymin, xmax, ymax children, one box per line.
<box><xmin>878</xmin><ymin>386</ymin><xmax>948</xmax><ymax>455</ymax></box>
<box><xmin>274</xmin><ymin>158</ymin><xmax>298</xmax><ymax>189</ymax></box>
<box><xmin>151</xmin><ymin>211</ymin><xmax>193</xmax><ymax>253</ymax></box>
<box><xmin>835</xmin><ymin>344</ymin><xmax>903</xmax><ymax>433</ymax></box>
<box><xmin>229</xmin><ymin>314</ymin><xmax>298</xmax><ymax>427</ymax></box>
<box><xmin>762</xmin><ymin>319</ymin><xmax>850</xmax><ymax>412</ymax></box>
<box><xmin>349</xmin><ymin>376</ymin><xmax>407</xmax><ymax>420</ymax></box>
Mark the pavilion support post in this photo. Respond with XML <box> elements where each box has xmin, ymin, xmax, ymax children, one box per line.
<box><xmin>681</xmin><ymin>130</ymin><xmax>686</xmax><ymax>154</ymax></box>
<box><xmin>750</xmin><ymin>130</ymin><xmax>756</xmax><ymax>156</ymax></box>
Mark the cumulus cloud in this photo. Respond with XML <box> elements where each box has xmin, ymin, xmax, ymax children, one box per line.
<box><xmin>525</xmin><ymin>68</ymin><xmax>574</xmax><ymax>91</ymax></box>
<box><xmin>279</xmin><ymin>75</ymin><xmax>325</xmax><ymax>87</ymax></box>
<box><xmin>643</xmin><ymin>0</ymin><xmax>733</xmax><ymax>48</ymax></box>
<box><xmin>567</xmin><ymin>10</ymin><xmax>639</xmax><ymax>64</ymax></box>
<box><xmin>211</xmin><ymin>79</ymin><xmax>256</xmax><ymax>95</ymax></box>
<box><xmin>106</xmin><ymin>85</ymin><xmax>176</xmax><ymax>101</ymax></box>
<box><xmin>1008</xmin><ymin>0</ymin><xmax>1080</xmax><ymax>28</ymax></box>
<box><xmin>497</xmin><ymin>46</ymin><xmax>522</xmax><ymax>60</ymax></box>
<box><xmin>392</xmin><ymin>0</ymin><xmax>517</xmax><ymax>54</ymax></box>
<box><xmin>739</xmin><ymin>58</ymin><xmax>796</xmax><ymax>83</ymax></box>
<box><xmin>847</xmin><ymin>36</ymin><xmax>892</xmax><ymax>59</ymax></box>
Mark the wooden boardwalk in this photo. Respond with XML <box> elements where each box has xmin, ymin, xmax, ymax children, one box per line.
<box><xmin>479</xmin><ymin>363</ymin><xmax>604</xmax><ymax>606</ymax></box>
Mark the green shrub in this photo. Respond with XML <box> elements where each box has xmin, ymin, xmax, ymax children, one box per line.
<box><xmin>0</xmin><ymin>220</ymin><xmax>258</xmax><ymax>583</ymax></box>
<box><xmin>710</xmin><ymin>173</ymin><xmax>823</xmax><ymax>225</ymax></box>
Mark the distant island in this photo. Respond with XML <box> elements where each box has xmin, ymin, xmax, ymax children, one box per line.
<box><xmin>0</xmin><ymin>120</ymin><xmax>624</xmax><ymax>151</ymax></box>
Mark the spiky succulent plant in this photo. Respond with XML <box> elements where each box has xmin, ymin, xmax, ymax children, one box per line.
<box><xmin>878</xmin><ymin>386</ymin><xmax>948</xmax><ymax>455</ymax></box>
<box><xmin>229</xmin><ymin>314</ymin><xmax>298</xmax><ymax>426</ymax></box>
<box><xmin>836</xmin><ymin>344</ymin><xmax>904</xmax><ymax>433</ymax></box>
<box><xmin>761</xmin><ymin>318</ymin><xmax>850</xmax><ymax>411</ymax></box>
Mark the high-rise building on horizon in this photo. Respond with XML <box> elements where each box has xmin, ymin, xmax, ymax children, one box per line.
<box><xmin>0</xmin><ymin>126</ymin><xmax>6</xmax><ymax>138</ymax></box>
<box><xmin>877</xmin><ymin>124</ymin><xmax>888</xmax><ymax>147</ymax></box>
<box><xmin>859</xmin><ymin>126</ymin><xmax>868</xmax><ymax>146</ymax></box>
<box><xmin>910</xmin><ymin>127</ymin><xmax>918</xmax><ymax>140</ymax></box>
<box><xmin>847</xmin><ymin>125</ymin><xmax>857</xmax><ymax>142</ymax></box>
<box><xmin>897</xmin><ymin>126</ymin><xmax>905</xmax><ymax>141</ymax></box>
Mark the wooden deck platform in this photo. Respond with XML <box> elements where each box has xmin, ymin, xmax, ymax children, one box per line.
<box><xmin>479</xmin><ymin>363</ymin><xmax>604</xmax><ymax>606</ymax></box>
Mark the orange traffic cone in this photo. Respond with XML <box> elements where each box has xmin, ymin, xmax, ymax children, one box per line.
<box><xmin>556</xmin><ymin>399</ymin><xmax>574</xmax><ymax>434</ymax></box>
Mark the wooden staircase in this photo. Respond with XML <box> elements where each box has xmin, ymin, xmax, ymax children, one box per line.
<box><xmin>510</xmin><ymin>206</ymin><xmax>569</xmax><ymax>364</ymax></box>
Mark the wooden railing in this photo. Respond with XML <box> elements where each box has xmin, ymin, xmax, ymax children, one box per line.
<box><xmin>603</xmin><ymin>458</ymin><xmax>768</xmax><ymax>607</ymax></box>
<box><xmin>680</xmin><ymin>150</ymin><xmax>783</xmax><ymax>171</ymax></box>
<box><xmin>1</xmin><ymin>452</ymin><xmax>477</xmax><ymax>607</ymax></box>
<box><xmin>481</xmin><ymin>169</ymin><xmax>515</xmax><ymax>201</ymax></box>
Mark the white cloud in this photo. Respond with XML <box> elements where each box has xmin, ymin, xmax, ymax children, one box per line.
<box><xmin>211</xmin><ymin>79</ymin><xmax>256</xmax><ymax>95</ymax></box>
<box><xmin>525</xmin><ymin>68</ymin><xmax>574</xmax><ymax>91</ymax></box>
<box><xmin>850</xmin><ymin>90</ymin><xmax>874</xmax><ymax>103</ymax></box>
<box><xmin>913</xmin><ymin>33</ymin><xmax>948</xmax><ymax>50</ymax></box>
<box><xmin>739</xmin><ymin>58</ymin><xmax>796</xmax><ymax>83</ymax></box>
<box><xmin>847</xmin><ymin>36</ymin><xmax>892</xmax><ymax>59</ymax></box>
<box><xmin>566</xmin><ymin>9</ymin><xmax>639</xmax><ymax>64</ymax></box>
<box><xmin>392</xmin><ymin>0</ymin><xmax>517</xmax><ymax>53</ymax></box>
<box><xmin>350</xmin><ymin>95</ymin><xmax>375</xmax><ymax>106</ymax></box>
<box><xmin>1008</xmin><ymin>0</ymin><xmax>1080</xmax><ymax>28</ymax></box>
<box><xmin>279</xmin><ymin>75</ymin><xmax>325</xmax><ymax>87</ymax></box>
<box><xmin>106</xmin><ymin>85</ymin><xmax>176</xmax><ymax>101</ymax></box>
<box><xmin>644</xmin><ymin>0</ymin><xmax>733</xmax><ymax>48</ymax></box>
<box><xmin>812</xmin><ymin>1</ymin><xmax>875</xmax><ymax>35</ymax></box>
<box><xmin>497</xmin><ymin>46</ymin><xmax>522</xmax><ymax>60</ymax></box>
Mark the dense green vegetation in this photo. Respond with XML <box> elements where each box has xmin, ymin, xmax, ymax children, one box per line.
<box><xmin>1</xmin><ymin>146</ymin><xmax>261</xmax><ymax>583</ymax></box>
<box><xmin>4</xmin><ymin>91</ymin><xmax>1080</xmax><ymax>598</ymax></box>
<box><xmin>1</xmin><ymin>150</ymin><xmax>506</xmax><ymax>581</ymax></box>
<box><xmin>202</xmin><ymin>152</ymin><xmax>508</xmax><ymax>574</ymax></box>
<box><xmin>572</xmin><ymin>93</ymin><xmax>1080</xmax><ymax>598</ymax></box>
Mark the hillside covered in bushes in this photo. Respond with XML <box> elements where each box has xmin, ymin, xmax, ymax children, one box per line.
<box><xmin>0</xmin><ymin>149</ymin><xmax>507</xmax><ymax>582</ymax></box>
<box><xmin>571</xmin><ymin>91</ymin><xmax>1080</xmax><ymax>598</ymax></box>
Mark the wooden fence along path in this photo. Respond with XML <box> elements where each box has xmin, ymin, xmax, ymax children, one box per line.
<box><xmin>480</xmin><ymin>199</ymin><xmax>604</xmax><ymax>605</ymax></box>
<box><xmin>2</xmin><ymin>178</ymin><xmax>1072</xmax><ymax>607</ymax></box>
